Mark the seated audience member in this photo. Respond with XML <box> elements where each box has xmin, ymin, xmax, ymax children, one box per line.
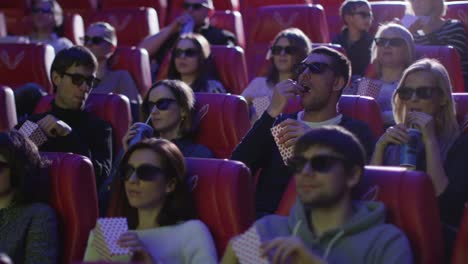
<box><xmin>223</xmin><ymin>126</ymin><xmax>413</xmax><ymax>264</ymax></box>
<box><xmin>139</xmin><ymin>0</ymin><xmax>236</xmax><ymax>77</ymax></box>
<box><xmin>28</xmin><ymin>0</ymin><xmax>73</xmax><ymax>52</ymax></box>
<box><xmin>84</xmin><ymin>138</ymin><xmax>217</xmax><ymax>263</ymax></box>
<box><xmin>167</xmin><ymin>33</ymin><xmax>226</xmax><ymax>93</ymax></box>
<box><xmin>242</xmin><ymin>28</ymin><xmax>311</xmax><ymax>123</ymax></box>
<box><xmin>0</xmin><ymin>131</ymin><xmax>59</xmax><ymax>264</ymax></box>
<box><xmin>371</xmin><ymin>58</ymin><xmax>468</xmax><ymax>258</ymax></box>
<box><xmin>332</xmin><ymin>0</ymin><xmax>373</xmax><ymax>78</ymax></box>
<box><xmin>231</xmin><ymin>47</ymin><xmax>375</xmax><ymax>218</ymax></box>
<box><xmin>85</xmin><ymin>22</ymin><xmax>141</xmax><ymax>121</ymax></box>
<box><xmin>403</xmin><ymin>0</ymin><xmax>468</xmax><ymax>90</ymax></box>
<box><xmin>346</xmin><ymin>23</ymin><xmax>415</xmax><ymax>127</ymax></box>
<box><xmin>15</xmin><ymin>46</ymin><xmax>113</xmax><ymax>189</ymax></box>
<box><xmin>124</xmin><ymin>79</ymin><xmax>213</xmax><ymax>158</ymax></box>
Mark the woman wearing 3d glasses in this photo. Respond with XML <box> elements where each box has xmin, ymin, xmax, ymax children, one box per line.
<box><xmin>167</xmin><ymin>33</ymin><xmax>226</xmax><ymax>93</ymax></box>
<box><xmin>347</xmin><ymin>23</ymin><xmax>415</xmax><ymax>127</ymax></box>
<box><xmin>84</xmin><ymin>138</ymin><xmax>217</xmax><ymax>263</ymax></box>
<box><xmin>371</xmin><ymin>58</ymin><xmax>468</xmax><ymax>259</ymax></box>
<box><xmin>123</xmin><ymin>79</ymin><xmax>213</xmax><ymax>158</ymax></box>
<box><xmin>241</xmin><ymin>28</ymin><xmax>311</xmax><ymax>123</ymax></box>
<box><xmin>84</xmin><ymin>22</ymin><xmax>141</xmax><ymax>121</ymax></box>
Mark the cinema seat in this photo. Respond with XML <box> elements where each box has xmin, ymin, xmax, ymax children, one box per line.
<box><xmin>446</xmin><ymin>1</ymin><xmax>468</xmax><ymax>44</ymax></box>
<box><xmin>85</xmin><ymin>7</ymin><xmax>159</xmax><ymax>47</ymax></box>
<box><xmin>369</xmin><ymin>1</ymin><xmax>406</xmax><ymax>35</ymax></box>
<box><xmin>101</xmin><ymin>0</ymin><xmax>167</xmax><ymax>27</ymax></box>
<box><xmin>0</xmin><ymin>85</ymin><xmax>17</xmax><ymax>131</ymax></box>
<box><xmin>246</xmin><ymin>4</ymin><xmax>329</xmax><ymax>79</ymax></box>
<box><xmin>452</xmin><ymin>206</ymin><xmax>468</xmax><ymax>264</ymax></box>
<box><xmin>194</xmin><ymin>93</ymin><xmax>250</xmax><ymax>158</ymax></box>
<box><xmin>283</xmin><ymin>95</ymin><xmax>384</xmax><ymax>139</ymax></box>
<box><xmin>0</xmin><ymin>43</ymin><xmax>54</xmax><ymax>93</ymax></box>
<box><xmin>56</xmin><ymin>0</ymin><xmax>98</xmax><ymax>13</ymax></box>
<box><xmin>210</xmin><ymin>10</ymin><xmax>246</xmax><ymax>49</ymax></box>
<box><xmin>453</xmin><ymin>93</ymin><xmax>468</xmax><ymax>133</ymax></box>
<box><xmin>41</xmin><ymin>152</ymin><xmax>98</xmax><ymax>263</ymax></box>
<box><xmin>34</xmin><ymin>93</ymin><xmax>132</xmax><ymax>155</ymax></box>
<box><xmin>276</xmin><ymin>166</ymin><xmax>443</xmax><ymax>264</ymax></box>
<box><xmin>108</xmin><ymin>46</ymin><xmax>152</xmax><ymax>97</ymax></box>
<box><xmin>107</xmin><ymin>157</ymin><xmax>255</xmax><ymax>258</ymax></box>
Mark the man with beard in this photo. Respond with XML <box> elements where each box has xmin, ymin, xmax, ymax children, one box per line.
<box><xmin>231</xmin><ymin>46</ymin><xmax>375</xmax><ymax>218</ymax></box>
<box><xmin>223</xmin><ymin>126</ymin><xmax>412</xmax><ymax>264</ymax></box>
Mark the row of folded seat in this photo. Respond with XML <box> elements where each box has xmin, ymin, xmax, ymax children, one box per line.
<box><xmin>9</xmin><ymin>140</ymin><xmax>468</xmax><ymax>264</ymax></box>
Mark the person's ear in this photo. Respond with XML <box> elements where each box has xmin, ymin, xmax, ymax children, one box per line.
<box><xmin>52</xmin><ymin>71</ymin><xmax>62</xmax><ymax>88</ymax></box>
<box><xmin>332</xmin><ymin>76</ymin><xmax>345</xmax><ymax>92</ymax></box>
<box><xmin>165</xmin><ymin>178</ymin><xmax>176</xmax><ymax>194</ymax></box>
<box><xmin>346</xmin><ymin>166</ymin><xmax>362</xmax><ymax>189</ymax></box>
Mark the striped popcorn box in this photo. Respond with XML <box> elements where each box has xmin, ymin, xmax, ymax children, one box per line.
<box><xmin>93</xmin><ymin>218</ymin><xmax>131</xmax><ymax>261</ymax></box>
<box><xmin>271</xmin><ymin>124</ymin><xmax>293</xmax><ymax>165</ymax></box>
<box><xmin>18</xmin><ymin>120</ymin><xmax>48</xmax><ymax>147</ymax></box>
<box><xmin>356</xmin><ymin>78</ymin><xmax>382</xmax><ymax>99</ymax></box>
<box><xmin>232</xmin><ymin>225</ymin><xmax>269</xmax><ymax>264</ymax></box>
<box><xmin>252</xmin><ymin>96</ymin><xmax>271</xmax><ymax>117</ymax></box>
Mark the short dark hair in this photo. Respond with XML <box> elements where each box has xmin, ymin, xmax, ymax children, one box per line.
<box><xmin>293</xmin><ymin>126</ymin><xmax>366</xmax><ymax>171</ymax></box>
<box><xmin>142</xmin><ymin>79</ymin><xmax>197</xmax><ymax>139</ymax></box>
<box><xmin>340</xmin><ymin>0</ymin><xmax>371</xmax><ymax>24</ymax></box>
<box><xmin>116</xmin><ymin>138</ymin><xmax>197</xmax><ymax>228</ymax></box>
<box><xmin>0</xmin><ymin>131</ymin><xmax>50</xmax><ymax>204</ymax></box>
<box><xmin>311</xmin><ymin>46</ymin><xmax>352</xmax><ymax>90</ymax></box>
<box><xmin>50</xmin><ymin>46</ymin><xmax>98</xmax><ymax>92</ymax></box>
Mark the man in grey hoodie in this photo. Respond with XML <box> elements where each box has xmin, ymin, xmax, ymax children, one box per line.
<box><xmin>222</xmin><ymin>126</ymin><xmax>413</xmax><ymax>264</ymax></box>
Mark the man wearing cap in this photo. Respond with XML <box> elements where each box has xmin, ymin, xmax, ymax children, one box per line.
<box><xmin>139</xmin><ymin>0</ymin><xmax>237</xmax><ymax>76</ymax></box>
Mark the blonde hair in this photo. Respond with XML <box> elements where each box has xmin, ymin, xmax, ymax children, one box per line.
<box><xmin>371</xmin><ymin>23</ymin><xmax>415</xmax><ymax>77</ymax></box>
<box><xmin>405</xmin><ymin>0</ymin><xmax>446</xmax><ymax>17</ymax></box>
<box><xmin>392</xmin><ymin>58</ymin><xmax>460</xmax><ymax>158</ymax></box>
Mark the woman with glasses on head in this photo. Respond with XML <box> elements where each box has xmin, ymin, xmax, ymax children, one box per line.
<box><xmin>167</xmin><ymin>33</ymin><xmax>226</xmax><ymax>94</ymax></box>
<box><xmin>84</xmin><ymin>138</ymin><xmax>217</xmax><ymax>263</ymax></box>
<box><xmin>123</xmin><ymin>79</ymin><xmax>213</xmax><ymax>158</ymax></box>
<box><xmin>241</xmin><ymin>28</ymin><xmax>311</xmax><ymax>123</ymax></box>
<box><xmin>403</xmin><ymin>0</ymin><xmax>467</xmax><ymax>91</ymax></box>
<box><xmin>0</xmin><ymin>131</ymin><xmax>59</xmax><ymax>264</ymax></box>
<box><xmin>347</xmin><ymin>23</ymin><xmax>416</xmax><ymax>127</ymax></box>
<box><xmin>84</xmin><ymin>22</ymin><xmax>141</xmax><ymax>121</ymax></box>
<box><xmin>371</xmin><ymin>58</ymin><xmax>468</xmax><ymax>259</ymax></box>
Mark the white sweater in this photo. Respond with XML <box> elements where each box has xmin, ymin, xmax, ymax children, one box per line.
<box><xmin>83</xmin><ymin>219</ymin><xmax>218</xmax><ymax>263</ymax></box>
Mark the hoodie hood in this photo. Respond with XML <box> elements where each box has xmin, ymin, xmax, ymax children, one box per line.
<box><xmin>287</xmin><ymin>198</ymin><xmax>386</xmax><ymax>259</ymax></box>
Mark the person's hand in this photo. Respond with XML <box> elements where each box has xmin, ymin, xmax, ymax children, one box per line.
<box><xmin>169</xmin><ymin>13</ymin><xmax>192</xmax><ymax>33</ymax></box>
<box><xmin>122</xmin><ymin>124</ymin><xmax>140</xmax><ymax>152</ymax></box>
<box><xmin>406</xmin><ymin>111</ymin><xmax>437</xmax><ymax>144</ymax></box>
<box><xmin>277</xmin><ymin>119</ymin><xmax>311</xmax><ymax>148</ymax></box>
<box><xmin>267</xmin><ymin>79</ymin><xmax>301</xmax><ymax>118</ymax></box>
<box><xmin>36</xmin><ymin>114</ymin><xmax>72</xmax><ymax>137</ymax></box>
<box><xmin>260</xmin><ymin>236</ymin><xmax>325</xmax><ymax>264</ymax></box>
<box><xmin>376</xmin><ymin>123</ymin><xmax>409</xmax><ymax>149</ymax></box>
<box><xmin>118</xmin><ymin>232</ymin><xmax>155</xmax><ymax>263</ymax></box>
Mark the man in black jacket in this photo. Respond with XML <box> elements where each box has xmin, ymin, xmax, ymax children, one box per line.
<box><xmin>231</xmin><ymin>46</ymin><xmax>375</xmax><ymax>218</ymax></box>
<box><xmin>17</xmin><ymin>46</ymin><xmax>112</xmax><ymax>189</ymax></box>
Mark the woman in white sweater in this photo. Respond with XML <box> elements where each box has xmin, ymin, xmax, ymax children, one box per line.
<box><xmin>84</xmin><ymin>138</ymin><xmax>217</xmax><ymax>263</ymax></box>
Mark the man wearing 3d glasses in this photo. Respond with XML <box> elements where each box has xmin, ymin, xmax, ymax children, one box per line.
<box><xmin>138</xmin><ymin>0</ymin><xmax>236</xmax><ymax>77</ymax></box>
<box><xmin>231</xmin><ymin>46</ymin><xmax>375</xmax><ymax>218</ymax></box>
<box><xmin>223</xmin><ymin>126</ymin><xmax>412</xmax><ymax>264</ymax></box>
<box><xmin>16</xmin><ymin>46</ymin><xmax>112</xmax><ymax>189</ymax></box>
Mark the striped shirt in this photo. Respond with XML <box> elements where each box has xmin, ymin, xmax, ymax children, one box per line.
<box><xmin>413</xmin><ymin>20</ymin><xmax>468</xmax><ymax>91</ymax></box>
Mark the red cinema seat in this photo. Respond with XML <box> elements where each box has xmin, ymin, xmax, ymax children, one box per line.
<box><xmin>277</xmin><ymin>166</ymin><xmax>444</xmax><ymax>264</ymax></box>
<box><xmin>453</xmin><ymin>93</ymin><xmax>468</xmax><ymax>133</ymax></box>
<box><xmin>101</xmin><ymin>0</ymin><xmax>168</xmax><ymax>28</ymax></box>
<box><xmin>0</xmin><ymin>43</ymin><xmax>54</xmax><ymax>93</ymax></box>
<box><xmin>56</xmin><ymin>0</ymin><xmax>98</xmax><ymax>12</ymax></box>
<box><xmin>283</xmin><ymin>95</ymin><xmax>384</xmax><ymax>139</ymax></box>
<box><xmin>34</xmin><ymin>94</ymin><xmax>132</xmax><ymax>155</ymax></box>
<box><xmin>107</xmin><ymin>157</ymin><xmax>255</xmax><ymax>258</ymax></box>
<box><xmin>109</xmin><ymin>46</ymin><xmax>152</xmax><ymax>97</ymax></box>
<box><xmin>369</xmin><ymin>1</ymin><xmax>406</xmax><ymax>35</ymax></box>
<box><xmin>210</xmin><ymin>10</ymin><xmax>246</xmax><ymax>49</ymax></box>
<box><xmin>0</xmin><ymin>12</ymin><xmax>7</xmax><ymax>37</ymax></box>
<box><xmin>194</xmin><ymin>93</ymin><xmax>250</xmax><ymax>158</ymax></box>
<box><xmin>0</xmin><ymin>85</ymin><xmax>17</xmax><ymax>131</ymax></box>
<box><xmin>315</xmin><ymin>1</ymin><xmax>342</xmax><ymax>39</ymax></box>
<box><xmin>156</xmin><ymin>45</ymin><xmax>249</xmax><ymax>95</ymax></box>
<box><xmin>452</xmin><ymin>206</ymin><xmax>468</xmax><ymax>264</ymax></box>
<box><xmin>86</xmin><ymin>7</ymin><xmax>159</xmax><ymax>47</ymax></box>
<box><xmin>41</xmin><ymin>152</ymin><xmax>98</xmax><ymax>263</ymax></box>
<box><xmin>63</xmin><ymin>13</ymin><xmax>85</xmax><ymax>45</ymax></box>
<box><xmin>446</xmin><ymin>1</ymin><xmax>468</xmax><ymax>43</ymax></box>
<box><xmin>246</xmin><ymin>4</ymin><xmax>329</xmax><ymax>79</ymax></box>
<box><xmin>415</xmin><ymin>45</ymin><xmax>465</xmax><ymax>92</ymax></box>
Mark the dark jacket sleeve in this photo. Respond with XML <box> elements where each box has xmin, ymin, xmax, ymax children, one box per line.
<box><xmin>340</xmin><ymin>116</ymin><xmax>376</xmax><ymax>162</ymax></box>
<box><xmin>89</xmin><ymin>119</ymin><xmax>113</xmax><ymax>187</ymax></box>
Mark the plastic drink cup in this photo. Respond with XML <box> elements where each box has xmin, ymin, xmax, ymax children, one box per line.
<box><xmin>181</xmin><ymin>17</ymin><xmax>194</xmax><ymax>34</ymax></box>
<box><xmin>128</xmin><ymin>122</ymin><xmax>154</xmax><ymax>147</ymax></box>
<box><xmin>399</xmin><ymin>128</ymin><xmax>422</xmax><ymax>170</ymax></box>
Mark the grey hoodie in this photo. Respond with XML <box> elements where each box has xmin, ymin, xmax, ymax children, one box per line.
<box><xmin>254</xmin><ymin>199</ymin><xmax>413</xmax><ymax>264</ymax></box>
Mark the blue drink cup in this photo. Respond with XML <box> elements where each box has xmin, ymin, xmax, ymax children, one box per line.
<box><xmin>128</xmin><ymin>122</ymin><xmax>154</xmax><ymax>147</ymax></box>
<box><xmin>399</xmin><ymin>128</ymin><xmax>422</xmax><ymax>170</ymax></box>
